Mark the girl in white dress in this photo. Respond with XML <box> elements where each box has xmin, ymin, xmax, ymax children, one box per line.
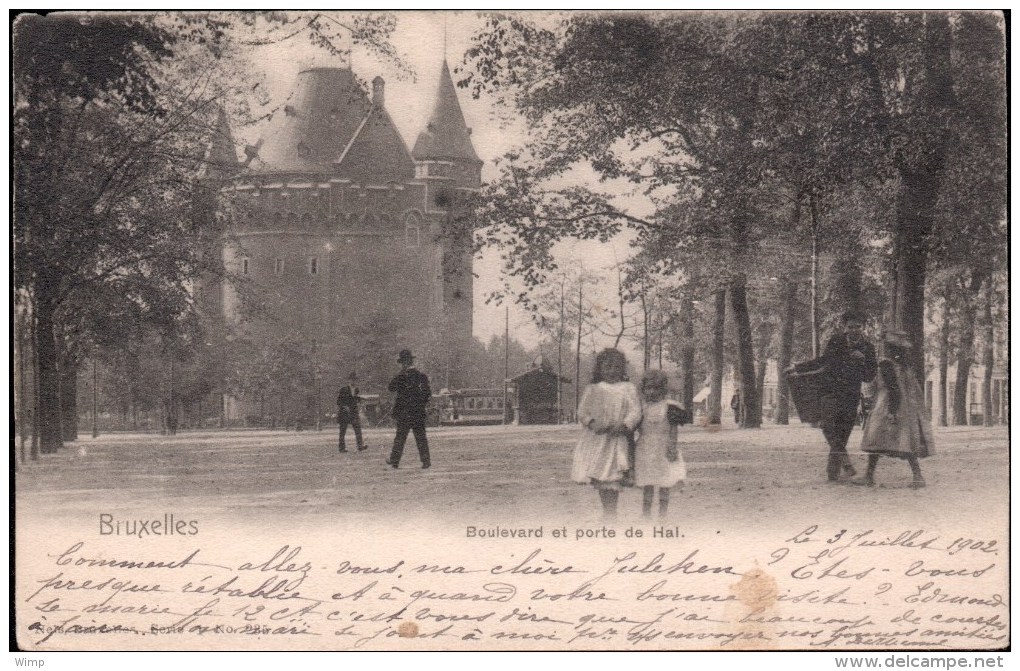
<box><xmin>634</xmin><ymin>370</ymin><xmax>688</xmax><ymax>518</ymax></box>
<box><xmin>572</xmin><ymin>348</ymin><xmax>642</xmax><ymax>519</ymax></box>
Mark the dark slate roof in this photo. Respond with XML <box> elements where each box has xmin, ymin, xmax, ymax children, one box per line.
<box><xmin>246</xmin><ymin>67</ymin><xmax>414</xmax><ymax>181</ymax></box>
<box><xmin>412</xmin><ymin>60</ymin><xmax>481</xmax><ymax>163</ymax></box>
<box><xmin>335</xmin><ymin>105</ymin><xmax>414</xmax><ymax>183</ymax></box>
<box><xmin>511</xmin><ymin>366</ymin><xmax>572</xmax><ymax>383</ymax></box>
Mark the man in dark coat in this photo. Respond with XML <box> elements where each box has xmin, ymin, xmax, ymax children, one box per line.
<box><xmin>386</xmin><ymin>349</ymin><xmax>432</xmax><ymax>469</ymax></box>
<box><xmin>790</xmin><ymin>310</ymin><xmax>877</xmax><ymax>482</ymax></box>
<box><xmin>337</xmin><ymin>371</ymin><xmax>365</xmax><ymax>453</ymax></box>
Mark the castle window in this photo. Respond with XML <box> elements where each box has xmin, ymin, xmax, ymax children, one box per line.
<box><xmin>242</xmin><ymin>258</ymin><xmax>249</xmax><ymax>275</ymax></box>
<box><xmin>287</xmin><ymin>212</ymin><xmax>298</xmax><ymax>226</ymax></box>
<box><xmin>405</xmin><ymin>223</ymin><xmax>420</xmax><ymax>248</ymax></box>
<box><xmin>434</xmin><ymin>189</ymin><xmax>451</xmax><ymax>208</ymax></box>
<box><xmin>275</xmin><ymin>258</ymin><xmax>284</xmax><ymax>275</ymax></box>
<box><xmin>301</xmin><ymin>213</ymin><xmax>313</xmax><ymax>228</ymax></box>
<box><xmin>273</xmin><ymin>211</ymin><xmax>283</xmax><ymax>226</ymax></box>
<box><xmin>308</xmin><ymin>257</ymin><xmax>319</xmax><ymax>275</ymax></box>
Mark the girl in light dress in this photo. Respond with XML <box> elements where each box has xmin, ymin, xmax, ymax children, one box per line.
<box><xmin>634</xmin><ymin>370</ymin><xmax>689</xmax><ymax>518</ymax></box>
<box><xmin>571</xmin><ymin>348</ymin><xmax>642</xmax><ymax>519</ymax></box>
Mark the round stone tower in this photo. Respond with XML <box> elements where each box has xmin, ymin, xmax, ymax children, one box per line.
<box><xmin>213</xmin><ymin>63</ymin><xmax>480</xmax><ymax>422</ymax></box>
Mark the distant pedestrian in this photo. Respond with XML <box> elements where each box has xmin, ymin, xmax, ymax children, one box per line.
<box><xmin>730</xmin><ymin>389</ymin><xmax>742</xmax><ymax>423</ymax></box>
<box><xmin>852</xmin><ymin>330</ymin><xmax>933</xmax><ymax>489</ymax></box>
<box><xmin>571</xmin><ymin>348</ymin><xmax>642</xmax><ymax>519</ymax></box>
<box><xmin>386</xmin><ymin>350</ymin><xmax>432</xmax><ymax>469</ymax></box>
<box><xmin>634</xmin><ymin>370</ymin><xmax>690</xmax><ymax>519</ymax></box>
<box><xmin>789</xmin><ymin>309</ymin><xmax>877</xmax><ymax>482</ymax></box>
<box><xmin>337</xmin><ymin>371</ymin><xmax>365</xmax><ymax>453</ymax></box>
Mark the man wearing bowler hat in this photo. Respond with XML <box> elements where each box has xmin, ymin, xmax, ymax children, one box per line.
<box><xmin>337</xmin><ymin>371</ymin><xmax>365</xmax><ymax>453</ymax></box>
<box><xmin>386</xmin><ymin>349</ymin><xmax>432</xmax><ymax>469</ymax></box>
<box><xmin>789</xmin><ymin>309</ymin><xmax>877</xmax><ymax>482</ymax></box>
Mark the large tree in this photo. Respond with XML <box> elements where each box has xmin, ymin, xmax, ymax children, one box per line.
<box><xmin>14</xmin><ymin>12</ymin><xmax>404</xmax><ymax>452</ymax></box>
<box><xmin>462</xmin><ymin>11</ymin><xmax>1005</xmax><ymax>426</ymax></box>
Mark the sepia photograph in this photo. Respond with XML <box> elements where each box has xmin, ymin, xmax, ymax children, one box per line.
<box><xmin>11</xmin><ymin>9</ymin><xmax>1009</xmax><ymax>658</ymax></box>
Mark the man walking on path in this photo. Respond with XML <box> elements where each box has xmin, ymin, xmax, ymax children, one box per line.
<box><xmin>789</xmin><ymin>309</ymin><xmax>877</xmax><ymax>482</ymax></box>
<box><xmin>337</xmin><ymin>371</ymin><xmax>365</xmax><ymax>453</ymax></box>
<box><xmin>386</xmin><ymin>349</ymin><xmax>432</xmax><ymax>469</ymax></box>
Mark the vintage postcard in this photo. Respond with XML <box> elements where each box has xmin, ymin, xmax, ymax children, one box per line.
<box><xmin>12</xmin><ymin>10</ymin><xmax>1008</xmax><ymax>655</ymax></box>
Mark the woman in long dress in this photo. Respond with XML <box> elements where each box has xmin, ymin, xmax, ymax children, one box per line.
<box><xmin>852</xmin><ymin>330</ymin><xmax>934</xmax><ymax>488</ymax></box>
<box><xmin>572</xmin><ymin>348</ymin><xmax>642</xmax><ymax>518</ymax></box>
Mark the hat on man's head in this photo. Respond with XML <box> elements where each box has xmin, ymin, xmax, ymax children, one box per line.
<box><xmin>841</xmin><ymin>309</ymin><xmax>868</xmax><ymax>324</ymax></box>
<box><xmin>348</xmin><ymin>371</ymin><xmax>359</xmax><ymax>381</ymax></box>
<box><xmin>883</xmin><ymin>329</ymin><xmax>912</xmax><ymax>349</ymax></box>
<box><xmin>398</xmin><ymin>349</ymin><xmax>414</xmax><ymax>364</ymax></box>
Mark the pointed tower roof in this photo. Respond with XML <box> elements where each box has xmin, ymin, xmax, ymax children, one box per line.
<box><xmin>412</xmin><ymin>60</ymin><xmax>481</xmax><ymax>163</ymax></box>
<box><xmin>248</xmin><ymin>67</ymin><xmax>414</xmax><ymax>181</ymax></box>
<box><xmin>200</xmin><ymin>106</ymin><xmax>240</xmax><ymax>179</ymax></box>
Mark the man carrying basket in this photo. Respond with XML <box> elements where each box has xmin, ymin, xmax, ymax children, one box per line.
<box><xmin>787</xmin><ymin>309</ymin><xmax>877</xmax><ymax>483</ymax></box>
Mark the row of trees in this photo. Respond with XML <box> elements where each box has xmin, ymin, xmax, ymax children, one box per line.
<box><xmin>13</xmin><ymin>12</ymin><xmax>406</xmax><ymax>458</ymax></box>
<box><xmin>459</xmin><ymin>11</ymin><xmax>1007</xmax><ymax>428</ymax></box>
<box><xmin>13</xmin><ymin>12</ymin><xmax>1007</xmax><ymax>462</ymax></box>
<box><xmin>60</xmin><ymin>331</ymin><xmax>581</xmax><ymax>435</ymax></box>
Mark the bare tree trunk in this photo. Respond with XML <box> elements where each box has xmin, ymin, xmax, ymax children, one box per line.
<box><xmin>32</xmin><ymin>307</ymin><xmax>40</xmax><ymax>460</ymax></box>
<box><xmin>35</xmin><ymin>290</ymin><xmax>63</xmax><ymax>453</ymax></box>
<box><xmin>755</xmin><ymin>331</ymin><xmax>770</xmax><ymax>422</ymax></box>
<box><xmin>641</xmin><ymin>293</ymin><xmax>650</xmax><ymax>371</ymax></box>
<box><xmin>809</xmin><ymin>193</ymin><xmax>821</xmax><ymax>358</ymax></box>
<box><xmin>575</xmin><ymin>280</ymin><xmax>583</xmax><ymax>412</ymax></box>
<box><xmin>679</xmin><ymin>292</ymin><xmax>695</xmax><ymax>410</ymax></box>
<box><xmin>612</xmin><ymin>268</ymin><xmax>626</xmax><ymax>349</ymax></box>
<box><xmin>657</xmin><ymin>312</ymin><xmax>664</xmax><ymax>369</ymax></box>
<box><xmin>892</xmin><ymin>14</ymin><xmax>951</xmax><ymax>381</ymax></box>
<box><xmin>981</xmin><ymin>279</ymin><xmax>995</xmax><ymax>426</ymax></box>
<box><xmin>755</xmin><ymin>315</ymin><xmax>774</xmax><ymax>421</ymax></box>
<box><xmin>730</xmin><ymin>275</ymin><xmax>761</xmax><ymax>428</ymax></box>
<box><xmin>32</xmin><ymin>306</ymin><xmax>41</xmax><ymax>460</ymax></box>
<box><xmin>557</xmin><ymin>280</ymin><xmax>564</xmax><ymax>423</ymax></box>
<box><xmin>92</xmin><ymin>356</ymin><xmax>99</xmax><ymax>438</ymax></box>
<box><xmin>17</xmin><ymin>303</ymin><xmax>28</xmax><ymax>463</ymax></box>
<box><xmin>60</xmin><ymin>357</ymin><xmax>78</xmax><ymax>442</ymax></box>
<box><xmin>938</xmin><ymin>292</ymin><xmax>951</xmax><ymax>427</ymax></box>
<box><xmin>707</xmin><ymin>288</ymin><xmax>726</xmax><ymax>425</ymax></box>
<box><xmin>953</xmin><ymin>273</ymin><xmax>985</xmax><ymax>425</ymax></box>
<box><xmin>774</xmin><ymin>277</ymin><xmax>797</xmax><ymax>425</ymax></box>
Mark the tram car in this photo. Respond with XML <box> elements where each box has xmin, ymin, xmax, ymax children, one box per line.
<box><xmin>438</xmin><ymin>388</ymin><xmax>508</xmax><ymax>426</ymax></box>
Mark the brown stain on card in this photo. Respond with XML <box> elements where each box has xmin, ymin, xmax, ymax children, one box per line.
<box><xmin>397</xmin><ymin>621</ymin><xmax>419</xmax><ymax>638</ymax></box>
<box><xmin>724</xmin><ymin>568</ymin><xmax>780</xmax><ymax>650</ymax></box>
<box><xmin>731</xmin><ymin>568</ymin><xmax>778</xmax><ymax>610</ymax></box>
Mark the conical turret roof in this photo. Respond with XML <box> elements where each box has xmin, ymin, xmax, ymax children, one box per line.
<box><xmin>247</xmin><ymin>67</ymin><xmax>414</xmax><ymax>181</ymax></box>
<box><xmin>412</xmin><ymin>60</ymin><xmax>481</xmax><ymax>163</ymax></box>
<box><xmin>200</xmin><ymin>105</ymin><xmax>240</xmax><ymax>178</ymax></box>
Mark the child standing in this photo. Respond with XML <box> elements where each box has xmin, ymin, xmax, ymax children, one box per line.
<box><xmin>572</xmin><ymin>348</ymin><xmax>642</xmax><ymax>519</ymax></box>
<box><xmin>634</xmin><ymin>370</ymin><xmax>689</xmax><ymax>518</ymax></box>
<box><xmin>852</xmin><ymin>330</ymin><xmax>933</xmax><ymax>489</ymax></box>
